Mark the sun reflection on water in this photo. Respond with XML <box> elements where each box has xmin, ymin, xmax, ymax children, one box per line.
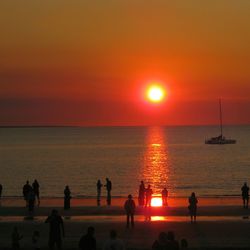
<box><xmin>141</xmin><ymin>127</ymin><xmax>169</xmax><ymax>196</ymax></box>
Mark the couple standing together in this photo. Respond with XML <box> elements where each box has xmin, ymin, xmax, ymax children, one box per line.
<box><xmin>97</xmin><ymin>178</ymin><xmax>112</xmax><ymax>206</ymax></box>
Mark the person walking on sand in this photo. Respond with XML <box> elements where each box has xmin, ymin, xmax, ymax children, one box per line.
<box><xmin>23</xmin><ymin>181</ymin><xmax>32</xmax><ymax>207</ymax></box>
<box><xmin>79</xmin><ymin>226</ymin><xmax>96</xmax><ymax>250</ymax></box>
<box><xmin>11</xmin><ymin>227</ymin><xmax>23</xmax><ymax>250</ymax></box>
<box><xmin>64</xmin><ymin>186</ymin><xmax>71</xmax><ymax>210</ymax></box>
<box><xmin>105</xmin><ymin>178</ymin><xmax>112</xmax><ymax>206</ymax></box>
<box><xmin>188</xmin><ymin>192</ymin><xmax>198</xmax><ymax>223</ymax></box>
<box><xmin>241</xmin><ymin>182</ymin><xmax>249</xmax><ymax>209</ymax></box>
<box><xmin>97</xmin><ymin>180</ymin><xmax>103</xmax><ymax>206</ymax></box>
<box><xmin>45</xmin><ymin>209</ymin><xmax>65</xmax><ymax>250</ymax></box>
<box><xmin>32</xmin><ymin>179</ymin><xmax>40</xmax><ymax>206</ymax></box>
<box><xmin>103</xmin><ymin>230</ymin><xmax>125</xmax><ymax>250</ymax></box>
<box><xmin>124</xmin><ymin>194</ymin><xmax>136</xmax><ymax>228</ymax></box>
<box><xmin>162</xmin><ymin>187</ymin><xmax>168</xmax><ymax>207</ymax></box>
<box><xmin>138</xmin><ymin>181</ymin><xmax>145</xmax><ymax>206</ymax></box>
<box><xmin>145</xmin><ymin>185</ymin><xmax>153</xmax><ymax>207</ymax></box>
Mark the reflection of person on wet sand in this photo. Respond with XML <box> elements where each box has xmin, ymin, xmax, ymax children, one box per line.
<box><xmin>241</xmin><ymin>182</ymin><xmax>249</xmax><ymax>209</ymax></box>
<box><xmin>138</xmin><ymin>181</ymin><xmax>145</xmax><ymax>206</ymax></box>
<box><xmin>145</xmin><ymin>185</ymin><xmax>153</xmax><ymax>207</ymax></box>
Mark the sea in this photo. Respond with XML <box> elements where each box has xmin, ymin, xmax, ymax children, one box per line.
<box><xmin>0</xmin><ymin>126</ymin><xmax>250</xmax><ymax>198</ymax></box>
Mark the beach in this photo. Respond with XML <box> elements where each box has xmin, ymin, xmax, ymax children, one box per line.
<box><xmin>1</xmin><ymin>197</ymin><xmax>250</xmax><ymax>249</ymax></box>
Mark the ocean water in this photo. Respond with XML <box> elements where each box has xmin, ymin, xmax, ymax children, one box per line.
<box><xmin>0</xmin><ymin>126</ymin><xmax>249</xmax><ymax>198</ymax></box>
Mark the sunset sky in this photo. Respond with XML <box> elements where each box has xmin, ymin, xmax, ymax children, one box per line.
<box><xmin>1</xmin><ymin>1</ymin><xmax>250</xmax><ymax>126</ymax></box>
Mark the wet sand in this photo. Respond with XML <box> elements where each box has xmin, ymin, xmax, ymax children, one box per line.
<box><xmin>0</xmin><ymin>197</ymin><xmax>250</xmax><ymax>249</ymax></box>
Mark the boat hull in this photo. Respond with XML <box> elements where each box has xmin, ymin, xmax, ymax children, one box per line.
<box><xmin>205</xmin><ymin>138</ymin><xmax>236</xmax><ymax>144</ymax></box>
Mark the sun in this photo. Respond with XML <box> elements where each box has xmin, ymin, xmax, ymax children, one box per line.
<box><xmin>147</xmin><ymin>85</ymin><xmax>165</xmax><ymax>103</ymax></box>
<box><xmin>151</xmin><ymin>197</ymin><xmax>163</xmax><ymax>207</ymax></box>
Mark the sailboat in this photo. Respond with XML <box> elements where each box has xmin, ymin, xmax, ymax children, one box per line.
<box><xmin>205</xmin><ymin>99</ymin><xmax>236</xmax><ymax>144</ymax></box>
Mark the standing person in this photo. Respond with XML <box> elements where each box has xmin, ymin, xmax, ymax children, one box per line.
<box><xmin>45</xmin><ymin>209</ymin><xmax>65</xmax><ymax>250</ymax></box>
<box><xmin>64</xmin><ymin>186</ymin><xmax>71</xmax><ymax>210</ymax></box>
<box><xmin>32</xmin><ymin>180</ymin><xmax>40</xmax><ymax>206</ymax></box>
<box><xmin>124</xmin><ymin>194</ymin><xmax>136</xmax><ymax>228</ymax></box>
<box><xmin>145</xmin><ymin>185</ymin><xmax>153</xmax><ymax>207</ymax></box>
<box><xmin>0</xmin><ymin>183</ymin><xmax>3</xmax><ymax>199</ymax></box>
<box><xmin>103</xmin><ymin>230</ymin><xmax>125</xmax><ymax>250</ymax></box>
<box><xmin>105</xmin><ymin>178</ymin><xmax>112</xmax><ymax>206</ymax></box>
<box><xmin>188</xmin><ymin>192</ymin><xmax>198</xmax><ymax>223</ymax></box>
<box><xmin>23</xmin><ymin>181</ymin><xmax>32</xmax><ymax>207</ymax></box>
<box><xmin>28</xmin><ymin>188</ymin><xmax>36</xmax><ymax>213</ymax></box>
<box><xmin>161</xmin><ymin>188</ymin><xmax>168</xmax><ymax>207</ymax></box>
<box><xmin>79</xmin><ymin>226</ymin><xmax>96</xmax><ymax>250</ymax></box>
<box><xmin>241</xmin><ymin>182</ymin><xmax>249</xmax><ymax>209</ymax></box>
<box><xmin>138</xmin><ymin>181</ymin><xmax>145</xmax><ymax>206</ymax></box>
<box><xmin>11</xmin><ymin>227</ymin><xmax>23</xmax><ymax>250</ymax></box>
<box><xmin>97</xmin><ymin>180</ymin><xmax>103</xmax><ymax>206</ymax></box>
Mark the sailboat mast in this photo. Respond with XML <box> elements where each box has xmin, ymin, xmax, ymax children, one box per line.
<box><xmin>219</xmin><ymin>99</ymin><xmax>223</xmax><ymax>136</ymax></box>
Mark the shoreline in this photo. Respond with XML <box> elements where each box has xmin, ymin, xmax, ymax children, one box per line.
<box><xmin>0</xmin><ymin>196</ymin><xmax>244</xmax><ymax>207</ymax></box>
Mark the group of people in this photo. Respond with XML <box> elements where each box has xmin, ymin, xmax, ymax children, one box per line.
<box><xmin>12</xmin><ymin>209</ymin><xmax>188</xmax><ymax>250</ymax></box>
<box><xmin>96</xmin><ymin>178</ymin><xmax>112</xmax><ymax>206</ymax></box>
<box><xmin>12</xmin><ymin>209</ymin><xmax>126</xmax><ymax>250</ymax></box>
<box><xmin>22</xmin><ymin>180</ymin><xmax>40</xmax><ymax>212</ymax></box>
<box><xmin>152</xmin><ymin>231</ymin><xmax>188</xmax><ymax>250</ymax></box>
<box><xmin>138</xmin><ymin>181</ymin><xmax>168</xmax><ymax>207</ymax></box>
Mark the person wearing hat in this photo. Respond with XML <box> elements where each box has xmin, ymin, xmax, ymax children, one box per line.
<box><xmin>124</xmin><ymin>194</ymin><xmax>136</xmax><ymax>228</ymax></box>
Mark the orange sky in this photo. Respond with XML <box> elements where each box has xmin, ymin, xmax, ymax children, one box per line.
<box><xmin>1</xmin><ymin>1</ymin><xmax>250</xmax><ymax>126</ymax></box>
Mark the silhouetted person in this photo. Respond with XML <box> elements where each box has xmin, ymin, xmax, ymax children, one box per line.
<box><xmin>188</xmin><ymin>192</ymin><xmax>198</xmax><ymax>223</ymax></box>
<box><xmin>138</xmin><ymin>181</ymin><xmax>145</xmax><ymax>206</ymax></box>
<box><xmin>28</xmin><ymin>188</ymin><xmax>36</xmax><ymax>213</ymax></box>
<box><xmin>124</xmin><ymin>194</ymin><xmax>136</xmax><ymax>228</ymax></box>
<box><xmin>167</xmin><ymin>231</ymin><xmax>179</xmax><ymax>250</ymax></box>
<box><xmin>0</xmin><ymin>184</ymin><xmax>3</xmax><ymax>199</ymax></box>
<box><xmin>97</xmin><ymin>180</ymin><xmax>103</xmax><ymax>206</ymax></box>
<box><xmin>180</xmin><ymin>239</ymin><xmax>188</xmax><ymax>249</ymax></box>
<box><xmin>79</xmin><ymin>226</ymin><xmax>96</xmax><ymax>250</ymax></box>
<box><xmin>32</xmin><ymin>231</ymin><xmax>40</xmax><ymax>250</ymax></box>
<box><xmin>152</xmin><ymin>232</ymin><xmax>168</xmax><ymax>250</ymax></box>
<box><xmin>162</xmin><ymin>187</ymin><xmax>168</xmax><ymax>207</ymax></box>
<box><xmin>32</xmin><ymin>180</ymin><xmax>40</xmax><ymax>206</ymax></box>
<box><xmin>64</xmin><ymin>186</ymin><xmax>71</xmax><ymax>210</ymax></box>
<box><xmin>145</xmin><ymin>185</ymin><xmax>153</xmax><ymax>207</ymax></box>
<box><xmin>45</xmin><ymin>209</ymin><xmax>65</xmax><ymax>250</ymax></box>
<box><xmin>11</xmin><ymin>227</ymin><xmax>23</xmax><ymax>250</ymax></box>
<box><xmin>105</xmin><ymin>178</ymin><xmax>112</xmax><ymax>205</ymax></box>
<box><xmin>23</xmin><ymin>181</ymin><xmax>32</xmax><ymax>207</ymax></box>
<box><xmin>103</xmin><ymin>230</ymin><xmax>125</xmax><ymax>250</ymax></box>
<box><xmin>241</xmin><ymin>182</ymin><xmax>249</xmax><ymax>209</ymax></box>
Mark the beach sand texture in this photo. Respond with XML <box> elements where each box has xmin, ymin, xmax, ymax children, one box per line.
<box><xmin>0</xmin><ymin>197</ymin><xmax>250</xmax><ymax>249</ymax></box>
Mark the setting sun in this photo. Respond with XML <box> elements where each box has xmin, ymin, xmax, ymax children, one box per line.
<box><xmin>147</xmin><ymin>85</ymin><xmax>166</xmax><ymax>103</ymax></box>
<box><xmin>151</xmin><ymin>197</ymin><xmax>163</xmax><ymax>207</ymax></box>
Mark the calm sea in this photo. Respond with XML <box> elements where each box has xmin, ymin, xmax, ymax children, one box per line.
<box><xmin>0</xmin><ymin>126</ymin><xmax>249</xmax><ymax>198</ymax></box>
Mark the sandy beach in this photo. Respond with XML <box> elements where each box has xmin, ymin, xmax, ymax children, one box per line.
<box><xmin>0</xmin><ymin>197</ymin><xmax>250</xmax><ymax>249</ymax></box>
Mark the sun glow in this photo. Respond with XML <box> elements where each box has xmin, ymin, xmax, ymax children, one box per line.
<box><xmin>151</xmin><ymin>197</ymin><xmax>163</xmax><ymax>207</ymax></box>
<box><xmin>147</xmin><ymin>85</ymin><xmax>166</xmax><ymax>103</ymax></box>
